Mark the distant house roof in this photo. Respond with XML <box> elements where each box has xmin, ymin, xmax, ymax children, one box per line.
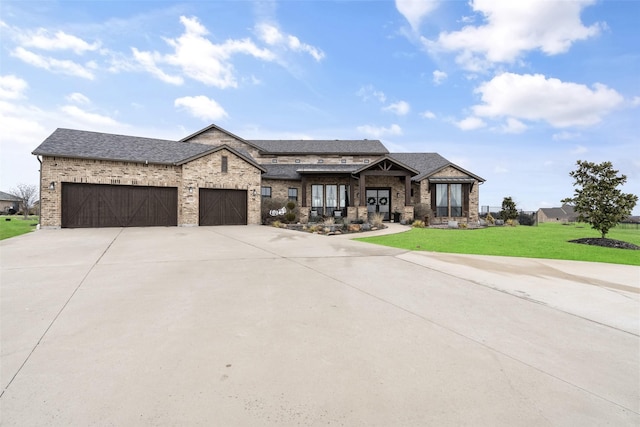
<box><xmin>250</xmin><ymin>139</ymin><xmax>389</xmax><ymax>155</ymax></box>
<box><xmin>0</xmin><ymin>191</ymin><xmax>20</xmax><ymax>201</ymax></box>
<box><xmin>32</xmin><ymin>128</ymin><xmax>264</xmax><ymax>171</ymax></box>
<box><xmin>538</xmin><ymin>204</ymin><xmax>577</xmax><ymax>220</ymax></box>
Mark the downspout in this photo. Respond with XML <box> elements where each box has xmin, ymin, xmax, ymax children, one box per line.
<box><xmin>37</xmin><ymin>156</ymin><xmax>42</xmax><ymax>228</ymax></box>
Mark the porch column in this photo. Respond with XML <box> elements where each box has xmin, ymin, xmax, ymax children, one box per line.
<box><xmin>405</xmin><ymin>174</ymin><xmax>411</xmax><ymax>205</ymax></box>
<box><xmin>359</xmin><ymin>174</ymin><xmax>366</xmax><ymax>206</ymax></box>
<box><xmin>301</xmin><ymin>176</ymin><xmax>307</xmax><ymax>207</ymax></box>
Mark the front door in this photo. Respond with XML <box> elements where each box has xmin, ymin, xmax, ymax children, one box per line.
<box><xmin>366</xmin><ymin>188</ymin><xmax>390</xmax><ymax>221</ymax></box>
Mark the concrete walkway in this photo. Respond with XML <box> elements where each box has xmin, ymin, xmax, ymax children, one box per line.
<box><xmin>1</xmin><ymin>226</ymin><xmax>639</xmax><ymax>426</ymax></box>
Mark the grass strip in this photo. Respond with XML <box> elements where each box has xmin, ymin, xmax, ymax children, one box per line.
<box><xmin>356</xmin><ymin>223</ymin><xmax>640</xmax><ymax>266</ymax></box>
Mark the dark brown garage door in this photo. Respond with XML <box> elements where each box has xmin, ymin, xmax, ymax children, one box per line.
<box><xmin>199</xmin><ymin>189</ymin><xmax>247</xmax><ymax>226</ymax></box>
<box><xmin>62</xmin><ymin>183</ymin><xmax>177</xmax><ymax>228</ymax></box>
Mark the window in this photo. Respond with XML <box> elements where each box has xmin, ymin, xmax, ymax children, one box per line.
<box><xmin>318</xmin><ymin>159</ymin><xmax>324</xmax><ymax>163</ymax></box>
<box><xmin>312</xmin><ymin>185</ymin><xmax>323</xmax><ymax>208</ymax></box>
<box><xmin>341</xmin><ymin>159</ymin><xmax>347</xmax><ymax>164</ymax></box>
<box><xmin>261</xmin><ymin>187</ymin><xmax>271</xmax><ymax>198</ymax></box>
<box><xmin>288</xmin><ymin>188</ymin><xmax>298</xmax><ymax>201</ymax></box>
<box><xmin>221</xmin><ymin>156</ymin><xmax>228</xmax><ymax>173</ymax></box>
<box><xmin>272</xmin><ymin>158</ymin><xmax>277</xmax><ymax>163</ymax></box>
<box><xmin>433</xmin><ymin>183</ymin><xmax>467</xmax><ymax>217</ymax></box>
<box><xmin>311</xmin><ymin>184</ymin><xmax>350</xmax><ymax>215</ymax></box>
<box><xmin>295</xmin><ymin>159</ymin><xmax>301</xmax><ymax>164</ymax></box>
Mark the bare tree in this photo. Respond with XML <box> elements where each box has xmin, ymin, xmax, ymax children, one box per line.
<box><xmin>11</xmin><ymin>183</ymin><xmax>39</xmax><ymax>219</ymax></box>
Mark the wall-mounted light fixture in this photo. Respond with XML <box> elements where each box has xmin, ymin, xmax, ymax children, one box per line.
<box><xmin>49</xmin><ymin>181</ymin><xmax>56</xmax><ymax>191</ymax></box>
<box><xmin>188</xmin><ymin>186</ymin><xmax>193</xmax><ymax>193</ymax></box>
<box><xmin>396</xmin><ymin>192</ymin><xmax>400</xmax><ymax>198</ymax></box>
<box><xmin>252</xmin><ymin>189</ymin><xmax>257</xmax><ymax>197</ymax></box>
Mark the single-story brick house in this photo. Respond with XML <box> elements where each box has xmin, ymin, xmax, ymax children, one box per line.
<box><xmin>32</xmin><ymin>124</ymin><xmax>485</xmax><ymax>228</ymax></box>
<box><xmin>536</xmin><ymin>204</ymin><xmax>578</xmax><ymax>224</ymax></box>
<box><xmin>0</xmin><ymin>190</ymin><xmax>22</xmax><ymax>214</ymax></box>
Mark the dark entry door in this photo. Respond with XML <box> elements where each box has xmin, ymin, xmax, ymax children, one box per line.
<box><xmin>62</xmin><ymin>183</ymin><xmax>177</xmax><ymax>228</ymax></box>
<box><xmin>199</xmin><ymin>189</ymin><xmax>247</xmax><ymax>226</ymax></box>
<box><xmin>366</xmin><ymin>188</ymin><xmax>390</xmax><ymax>221</ymax></box>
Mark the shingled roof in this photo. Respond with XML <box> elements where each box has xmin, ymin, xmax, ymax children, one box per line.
<box><xmin>32</xmin><ymin>128</ymin><xmax>263</xmax><ymax>169</ymax></box>
<box><xmin>249</xmin><ymin>139</ymin><xmax>389</xmax><ymax>155</ymax></box>
<box><xmin>389</xmin><ymin>153</ymin><xmax>485</xmax><ymax>182</ymax></box>
<box><xmin>262</xmin><ymin>164</ymin><xmax>361</xmax><ymax>180</ymax></box>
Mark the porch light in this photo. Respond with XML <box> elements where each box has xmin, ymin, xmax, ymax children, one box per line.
<box><xmin>188</xmin><ymin>186</ymin><xmax>193</xmax><ymax>193</ymax></box>
<box><xmin>396</xmin><ymin>192</ymin><xmax>400</xmax><ymax>198</ymax></box>
<box><xmin>49</xmin><ymin>181</ymin><xmax>56</xmax><ymax>190</ymax></box>
<box><xmin>252</xmin><ymin>189</ymin><xmax>257</xmax><ymax>197</ymax></box>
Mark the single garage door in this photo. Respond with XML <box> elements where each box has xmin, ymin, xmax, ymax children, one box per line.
<box><xmin>62</xmin><ymin>183</ymin><xmax>178</xmax><ymax>228</ymax></box>
<box><xmin>199</xmin><ymin>189</ymin><xmax>247</xmax><ymax>226</ymax></box>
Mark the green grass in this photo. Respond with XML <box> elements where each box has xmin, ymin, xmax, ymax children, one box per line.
<box><xmin>0</xmin><ymin>216</ymin><xmax>39</xmax><ymax>240</ymax></box>
<box><xmin>357</xmin><ymin>223</ymin><xmax>640</xmax><ymax>266</ymax></box>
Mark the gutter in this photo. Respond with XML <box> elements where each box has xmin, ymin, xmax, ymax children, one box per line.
<box><xmin>37</xmin><ymin>156</ymin><xmax>42</xmax><ymax>228</ymax></box>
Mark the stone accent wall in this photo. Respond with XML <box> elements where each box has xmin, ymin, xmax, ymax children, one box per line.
<box><xmin>39</xmin><ymin>156</ymin><xmax>181</xmax><ymax>227</ymax></box>
<box><xmin>256</xmin><ymin>154</ymin><xmax>375</xmax><ymax>165</ymax></box>
<box><xmin>416</xmin><ymin>165</ymin><xmax>481</xmax><ymax>223</ymax></box>
<box><xmin>261</xmin><ymin>179</ymin><xmax>300</xmax><ymax>203</ymax></box>
<box><xmin>181</xmin><ymin>149</ymin><xmax>263</xmax><ymax>225</ymax></box>
<box><xmin>39</xmin><ymin>151</ymin><xmax>263</xmax><ymax>227</ymax></box>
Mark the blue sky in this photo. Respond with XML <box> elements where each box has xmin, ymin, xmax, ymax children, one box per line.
<box><xmin>1</xmin><ymin>0</ymin><xmax>638</xmax><ymax>214</ymax></box>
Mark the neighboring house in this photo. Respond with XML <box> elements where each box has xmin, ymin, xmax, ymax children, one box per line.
<box><xmin>0</xmin><ymin>191</ymin><xmax>22</xmax><ymax>214</ymax></box>
<box><xmin>536</xmin><ymin>204</ymin><xmax>578</xmax><ymax>224</ymax></box>
<box><xmin>32</xmin><ymin>124</ymin><xmax>485</xmax><ymax>228</ymax></box>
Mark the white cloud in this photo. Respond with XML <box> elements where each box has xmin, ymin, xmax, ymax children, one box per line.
<box><xmin>421</xmin><ymin>110</ymin><xmax>436</xmax><ymax>119</ymax></box>
<box><xmin>632</xmin><ymin>96</ymin><xmax>640</xmax><ymax>107</ymax></box>
<box><xmin>256</xmin><ymin>23</ymin><xmax>325</xmax><ymax>62</ymax></box>
<box><xmin>66</xmin><ymin>92</ymin><xmax>90</xmax><ymax>105</ymax></box>
<box><xmin>0</xmin><ymin>75</ymin><xmax>28</xmax><ymax>100</ymax></box>
<box><xmin>395</xmin><ymin>0</ymin><xmax>440</xmax><ymax>32</ymax></box>
<box><xmin>131</xmin><ymin>16</ymin><xmax>276</xmax><ymax>89</ymax></box>
<box><xmin>571</xmin><ymin>145</ymin><xmax>588</xmax><ymax>155</ymax></box>
<box><xmin>500</xmin><ymin>117</ymin><xmax>527</xmax><ymax>134</ymax></box>
<box><xmin>552</xmin><ymin>131</ymin><xmax>580</xmax><ymax>141</ymax></box>
<box><xmin>0</xmin><ymin>100</ymin><xmax>47</xmax><ymax>144</ymax></box>
<box><xmin>383</xmin><ymin>100</ymin><xmax>410</xmax><ymax>116</ymax></box>
<box><xmin>60</xmin><ymin>105</ymin><xmax>121</xmax><ymax>127</ymax></box>
<box><xmin>12</xmin><ymin>47</ymin><xmax>95</xmax><ymax>79</ymax></box>
<box><xmin>425</xmin><ymin>0</ymin><xmax>601</xmax><ymax>70</ymax></box>
<box><xmin>131</xmin><ymin>48</ymin><xmax>184</xmax><ymax>85</ymax></box>
<box><xmin>356</xmin><ymin>124</ymin><xmax>403</xmax><ymax>138</ymax></box>
<box><xmin>174</xmin><ymin>95</ymin><xmax>228</xmax><ymax>121</ymax></box>
<box><xmin>357</xmin><ymin>85</ymin><xmax>386</xmax><ymax>103</ymax></box>
<box><xmin>472</xmin><ymin>73</ymin><xmax>624</xmax><ymax>128</ymax></box>
<box><xmin>455</xmin><ymin>116</ymin><xmax>486</xmax><ymax>130</ymax></box>
<box><xmin>432</xmin><ymin>70</ymin><xmax>447</xmax><ymax>85</ymax></box>
<box><xmin>19</xmin><ymin>28</ymin><xmax>100</xmax><ymax>54</ymax></box>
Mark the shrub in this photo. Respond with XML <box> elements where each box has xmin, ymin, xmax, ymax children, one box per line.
<box><xmin>486</xmin><ymin>212</ymin><xmax>495</xmax><ymax>225</ymax></box>
<box><xmin>370</xmin><ymin>213</ymin><xmax>384</xmax><ymax>228</ymax></box>
<box><xmin>261</xmin><ymin>197</ymin><xmax>288</xmax><ymax>223</ymax></box>
<box><xmin>286</xmin><ymin>201</ymin><xmax>296</xmax><ymax>211</ymax></box>
<box><xmin>459</xmin><ymin>222</ymin><xmax>468</xmax><ymax>229</ymax></box>
<box><xmin>271</xmin><ymin>220</ymin><xmax>284</xmax><ymax>228</ymax></box>
<box><xmin>285</xmin><ymin>212</ymin><xmax>296</xmax><ymax>223</ymax></box>
<box><xmin>323</xmin><ymin>217</ymin><xmax>335</xmax><ymax>226</ymax></box>
<box><xmin>412</xmin><ymin>220</ymin><xmax>426</xmax><ymax>228</ymax></box>
<box><xmin>414</xmin><ymin>203</ymin><xmax>431</xmax><ymax>221</ymax></box>
<box><xmin>505</xmin><ymin>219</ymin><xmax>518</xmax><ymax>227</ymax></box>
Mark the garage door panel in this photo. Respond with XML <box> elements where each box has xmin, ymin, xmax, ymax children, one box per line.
<box><xmin>199</xmin><ymin>189</ymin><xmax>247</xmax><ymax>226</ymax></box>
<box><xmin>62</xmin><ymin>183</ymin><xmax>177</xmax><ymax>228</ymax></box>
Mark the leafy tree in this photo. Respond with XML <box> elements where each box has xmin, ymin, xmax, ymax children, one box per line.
<box><xmin>499</xmin><ymin>196</ymin><xmax>518</xmax><ymax>221</ymax></box>
<box><xmin>562</xmin><ymin>160</ymin><xmax>638</xmax><ymax>238</ymax></box>
<box><xmin>10</xmin><ymin>183</ymin><xmax>39</xmax><ymax>219</ymax></box>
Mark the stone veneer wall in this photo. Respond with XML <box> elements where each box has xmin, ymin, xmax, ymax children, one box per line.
<box><xmin>39</xmin><ymin>151</ymin><xmax>263</xmax><ymax>227</ymax></box>
<box><xmin>417</xmin><ymin>165</ymin><xmax>480</xmax><ymax>223</ymax></box>
<box><xmin>181</xmin><ymin>149</ymin><xmax>263</xmax><ymax>225</ymax></box>
<box><xmin>40</xmin><ymin>156</ymin><xmax>181</xmax><ymax>227</ymax></box>
<box><xmin>185</xmin><ymin>129</ymin><xmax>260</xmax><ymax>159</ymax></box>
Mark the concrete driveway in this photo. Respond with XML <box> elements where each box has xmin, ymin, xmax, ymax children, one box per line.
<box><xmin>1</xmin><ymin>225</ymin><xmax>639</xmax><ymax>426</ymax></box>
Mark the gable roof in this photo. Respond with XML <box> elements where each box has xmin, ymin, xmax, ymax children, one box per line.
<box><xmin>32</xmin><ymin>128</ymin><xmax>264</xmax><ymax>170</ymax></box>
<box><xmin>0</xmin><ymin>191</ymin><xmax>20</xmax><ymax>201</ymax></box>
<box><xmin>389</xmin><ymin>153</ymin><xmax>485</xmax><ymax>182</ymax></box>
<box><xmin>249</xmin><ymin>139</ymin><xmax>389</xmax><ymax>155</ymax></box>
<box><xmin>354</xmin><ymin>155</ymin><xmax>419</xmax><ymax>175</ymax></box>
<box><xmin>179</xmin><ymin>123</ymin><xmax>262</xmax><ymax>150</ymax></box>
<box><xmin>538</xmin><ymin>205</ymin><xmax>576</xmax><ymax>219</ymax></box>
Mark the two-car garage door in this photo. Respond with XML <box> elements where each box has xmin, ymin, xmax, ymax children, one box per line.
<box><xmin>61</xmin><ymin>183</ymin><xmax>247</xmax><ymax>228</ymax></box>
<box><xmin>62</xmin><ymin>183</ymin><xmax>178</xmax><ymax>228</ymax></box>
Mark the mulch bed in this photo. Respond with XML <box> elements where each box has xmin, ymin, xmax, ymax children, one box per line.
<box><xmin>568</xmin><ymin>238</ymin><xmax>640</xmax><ymax>250</ymax></box>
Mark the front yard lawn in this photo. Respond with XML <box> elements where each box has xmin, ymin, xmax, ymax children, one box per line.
<box><xmin>356</xmin><ymin>223</ymin><xmax>640</xmax><ymax>266</ymax></box>
<box><xmin>0</xmin><ymin>216</ymin><xmax>39</xmax><ymax>240</ymax></box>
